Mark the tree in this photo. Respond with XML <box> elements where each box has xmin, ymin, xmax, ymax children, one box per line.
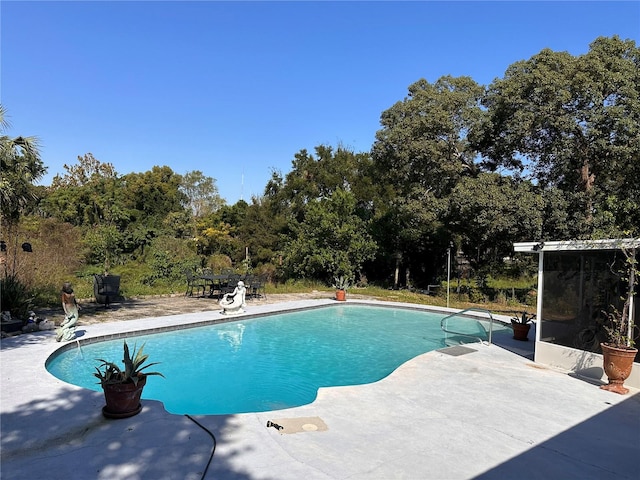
<box><xmin>46</xmin><ymin>153</ymin><xmax>128</xmax><ymax>272</ymax></box>
<box><xmin>372</xmin><ymin>75</ymin><xmax>484</xmax><ymax>198</ymax></box>
<box><xmin>368</xmin><ymin>76</ymin><xmax>485</xmax><ymax>286</ymax></box>
<box><xmin>368</xmin><ymin>187</ymin><xmax>448</xmax><ymax>288</ymax></box>
<box><xmin>261</xmin><ymin>145</ymin><xmax>378</xmax><ymax>282</ymax></box>
<box><xmin>197</xmin><ymin>218</ymin><xmax>238</xmax><ymax>258</ymax></box>
<box><xmin>0</xmin><ymin>105</ymin><xmax>46</xmax><ymax>228</ymax></box>
<box><xmin>180</xmin><ymin>170</ymin><xmax>224</xmax><ymax>219</ymax></box>
<box><xmin>122</xmin><ymin>167</ymin><xmax>186</xmax><ymax>224</ymax></box>
<box><xmin>474</xmin><ymin>36</ymin><xmax>640</xmax><ymax>237</ymax></box>
<box><xmin>51</xmin><ymin>152</ymin><xmax>117</xmax><ymax>188</ymax></box>
<box><xmin>0</xmin><ymin>105</ymin><xmax>47</xmax><ymax>309</ymax></box>
<box><xmin>238</xmin><ymin>197</ymin><xmax>287</xmax><ymax>266</ymax></box>
<box><xmin>45</xmin><ymin>153</ymin><xmax>123</xmax><ymax>227</ymax></box>
<box><xmin>268</xmin><ymin>145</ymin><xmax>375</xmax><ymax>222</ymax></box>
<box><xmin>281</xmin><ymin>188</ymin><xmax>377</xmax><ymax>284</ymax></box>
<box><xmin>448</xmin><ymin>173</ymin><xmax>543</xmax><ymax>270</ymax></box>
<box><xmin>120</xmin><ymin>166</ymin><xmax>188</xmax><ymax>253</ymax></box>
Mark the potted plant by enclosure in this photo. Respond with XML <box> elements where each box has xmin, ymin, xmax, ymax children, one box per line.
<box><xmin>333</xmin><ymin>276</ymin><xmax>351</xmax><ymax>301</ymax></box>
<box><xmin>94</xmin><ymin>341</ymin><xmax>164</xmax><ymax>418</ymax></box>
<box><xmin>511</xmin><ymin>311</ymin><xmax>535</xmax><ymax>341</ymax></box>
<box><xmin>600</xmin><ymin>247</ymin><xmax>638</xmax><ymax>395</ymax></box>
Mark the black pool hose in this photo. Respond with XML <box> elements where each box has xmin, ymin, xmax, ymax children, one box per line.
<box><xmin>186</xmin><ymin>414</ymin><xmax>217</xmax><ymax>480</ymax></box>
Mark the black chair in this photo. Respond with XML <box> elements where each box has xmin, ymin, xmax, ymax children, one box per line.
<box><xmin>221</xmin><ymin>274</ymin><xmax>241</xmax><ymax>296</ymax></box>
<box><xmin>246</xmin><ymin>275</ymin><xmax>267</xmax><ymax>300</ymax></box>
<box><xmin>94</xmin><ymin>274</ymin><xmax>121</xmax><ymax>307</ymax></box>
<box><xmin>200</xmin><ymin>268</ymin><xmax>220</xmax><ymax>298</ymax></box>
<box><xmin>254</xmin><ymin>275</ymin><xmax>267</xmax><ymax>300</ymax></box>
<box><xmin>184</xmin><ymin>270</ymin><xmax>206</xmax><ymax>297</ymax></box>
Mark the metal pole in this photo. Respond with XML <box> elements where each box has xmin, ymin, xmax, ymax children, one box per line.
<box><xmin>447</xmin><ymin>246</ymin><xmax>451</xmax><ymax>308</ymax></box>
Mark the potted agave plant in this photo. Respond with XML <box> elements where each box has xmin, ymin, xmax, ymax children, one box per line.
<box><xmin>332</xmin><ymin>276</ymin><xmax>351</xmax><ymax>302</ymax></box>
<box><xmin>511</xmin><ymin>311</ymin><xmax>535</xmax><ymax>341</ymax></box>
<box><xmin>94</xmin><ymin>340</ymin><xmax>164</xmax><ymax>418</ymax></box>
<box><xmin>600</xmin><ymin>247</ymin><xmax>638</xmax><ymax>395</ymax></box>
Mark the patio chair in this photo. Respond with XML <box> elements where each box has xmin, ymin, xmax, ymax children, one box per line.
<box><xmin>246</xmin><ymin>275</ymin><xmax>267</xmax><ymax>300</ymax></box>
<box><xmin>94</xmin><ymin>274</ymin><xmax>121</xmax><ymax>308</ymax></box>
<box><xmin>184</xmin><ymin>270</ymin><xmax>206</xmax><ymax>297</ymax></box>
<box><xmin>200</xmin><ymin>268</ymin><xmax>216</xmax><ymax>297</ymax></box>
<box><xmin>221</xmin><ymin>274</ymin><xmax>241</xmax><ymax>296</ymax></box>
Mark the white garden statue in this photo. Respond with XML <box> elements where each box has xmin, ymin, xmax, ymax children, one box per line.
<box><xmin>219</xmin><ymin>281</ymin><xmax>247</xmax><ymax>315</ymax></box>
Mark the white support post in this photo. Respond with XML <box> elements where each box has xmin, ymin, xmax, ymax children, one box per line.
<box><xmin>535</xmin><ymin>251</ymin><xmax>544</xmax><ymax>350</ymax></box>
<box><xmin>447</xmin><ymin>247</ymin><xmax>451</xmax><ymax>308</ymax></box>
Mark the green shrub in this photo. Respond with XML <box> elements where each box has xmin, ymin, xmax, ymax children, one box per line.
<box><xmin>208</xmin><ymin>254</ymin><xmax>233</xmax><ymax>273</ymax></box>
<box><xmin>139</xmin><ymin>236</ymin><xmax>201</xmax><ymax>286</ymax></box>
<box><xmin>254</xmin><ymin>262</ymin><xmax>277</xmax><ymax>282</ymax></box>
<box><xmin>0</xmin><ymin>274</ymin><xmax>34</xmax><ymax>319</ymax></box>
<box><xmin>495</xmin><ymin>291</ymin><xmax>508</xmax><ymax>305</ymax></box>
<box><xmin>468</xmin><ymin>287</ymin><xmax>487</xmax><ymax>304</ymax></box>
<box><xmin>524</xmin><ymin>290</ymin><xmax>537</xmax><ymax>306</ymax></box>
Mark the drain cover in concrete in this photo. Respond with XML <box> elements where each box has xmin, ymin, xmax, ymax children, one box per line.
<box><xmin>267</xmin><ymin>416</ymin><xmax>328</xmax><ymax>434</ymax></box>
<box><xmin>438</xmin><ymin>345</ymin><xmax>477</xmax><ymax>356</ymax></box>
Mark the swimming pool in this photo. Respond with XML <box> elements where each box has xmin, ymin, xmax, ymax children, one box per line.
<box><xmin>47</xmin><ymin>304</ymin><xmax>494</xmax><ymax>415</ymax></box>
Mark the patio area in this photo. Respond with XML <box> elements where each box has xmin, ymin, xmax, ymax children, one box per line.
<box><xmin>1</xmin><ymin>299</ymin><xmax>638</xmax><ymax>479</ymax></box>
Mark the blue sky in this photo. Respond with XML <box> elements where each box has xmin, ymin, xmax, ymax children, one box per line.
<box><xmin>2</xmin><ymin>1</ymin><xmax>638</xmax><ymax>204</ymax></box>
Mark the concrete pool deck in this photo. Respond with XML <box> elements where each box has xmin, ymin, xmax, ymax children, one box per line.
<box><xmin>1</xmin><ymin>299</ymin><xmax>639</xmax><ymax>479</ymax></box>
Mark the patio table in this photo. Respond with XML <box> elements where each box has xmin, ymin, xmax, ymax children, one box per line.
<box><xmin>199</xmin><ymin>274</ymin><xmax>229</xmax><ymax>299</ymax></box>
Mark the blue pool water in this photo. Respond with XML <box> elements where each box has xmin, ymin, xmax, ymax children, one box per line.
<box><xmin>47</xmin><ymin>305</ymin><xmax>492</xmax><ymax>415</ymax></box>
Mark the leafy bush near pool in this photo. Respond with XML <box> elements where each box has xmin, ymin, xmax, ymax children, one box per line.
<box><xmin>0</xmin><ymin>274</ymin><xmax>34</xmax><ymax>319</ymax></box>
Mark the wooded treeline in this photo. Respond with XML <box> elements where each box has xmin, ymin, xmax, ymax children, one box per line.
<box><xmin>2</xmin><ymin>36</ymin><xmax>639</xmax><ymax>308</ymax></box>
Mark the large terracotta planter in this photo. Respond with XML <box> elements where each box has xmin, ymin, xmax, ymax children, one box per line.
<box><xmin>102</xmin><ymin>375</ymin><xmax>146</xmax><ymax>418</ymax></box>
<box><xmin>335</xmin><ymin>289</ymin><xmax>346</xmax><ymax>301</ymax></box>
<box><xmin>600</xmin><ymin>343</ymin><xmax>638</xmax><ymax>395</ymax></box>
<box><xmin>511</xmin><ymin>322</ymin><xmax>531</xmax><ymax>341</ymax></box>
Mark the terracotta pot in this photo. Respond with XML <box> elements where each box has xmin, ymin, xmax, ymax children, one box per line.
<box><xmin>600</xmin><ymin>343</ymin><xmax>638</xmax><ymax>395</ymax></box>
<box><xmin>335</xmin><ymin>289</ymin><xmax>346</xmax><ymax>301</ymax></box>
<box><xmin>102</xmin><ymin>375</ymin><xmax>146</xmax><ymax>418</ymax></box>
<box><xmin>511</xmin><ymin>322</ymin><xmax>531</xmax><ymax>341</ymax></box>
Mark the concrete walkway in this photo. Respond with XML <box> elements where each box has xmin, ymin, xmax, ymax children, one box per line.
<box><xmin>1</xmin><ymin>300</ymin><xmax>638</xmax><ymax>479</ymax></box>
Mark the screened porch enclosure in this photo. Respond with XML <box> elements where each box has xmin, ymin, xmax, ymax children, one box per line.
<box><xmin>514</xmin><ymin>239</ymin><xmax>640</xmax><ymax>388</ymax></box>
<box><xmin>540</xmin><ymin>249</ymin><xmax>639</xmax><ymax>361</ymax></box>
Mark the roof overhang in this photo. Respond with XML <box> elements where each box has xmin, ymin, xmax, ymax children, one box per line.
<box><xmin>514</xmin><ymin>238</ymin><xmax>640</xmax><ymax>253</ymax></box>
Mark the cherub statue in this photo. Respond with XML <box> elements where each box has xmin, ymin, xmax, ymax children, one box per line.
<box><xmin>219</xmin><ymin>281</ymin><xmax>247</xmax><ymax>315</ymax></box>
